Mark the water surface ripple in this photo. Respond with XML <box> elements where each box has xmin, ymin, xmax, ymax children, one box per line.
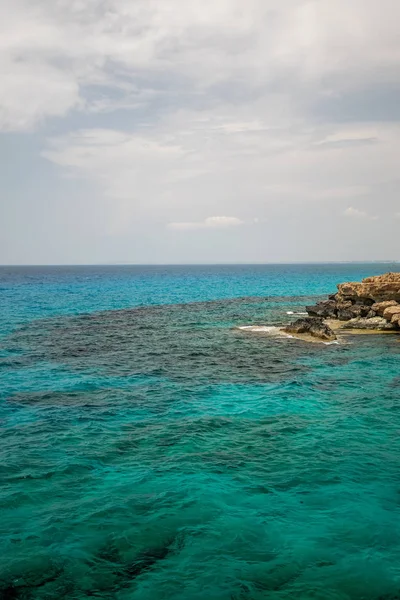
<box><xmin>1</xmin><ymin>265</ymin><xmax>400</xmax><ymax>599</ymax></box>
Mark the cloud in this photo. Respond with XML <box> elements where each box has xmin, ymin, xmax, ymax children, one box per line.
<box><xmin>168</xmin><ymin>216</ymin><xmax>244</xmax><ymax>230</ymax></box>
<box><xmin>3</xmin><ymin>0</ymin><xmax>400</xmax><ymax>263</ymax></box>
<box><xmin>343</xmin><ymin>207</ymin><xmax>378</xmax><ymax>221</ymax></box>
<box><xmin>41</xmin><ymin>117</ymin><xmax>400</xmax><ymax>240</ymax></box>
<box><xmin>2</xmin><ymin>0</ymin><xmax>400</xmax><ymax>130</ymax></box>
<box><xmin>0</xmin><ymin>60</ymin><xmax>80</xmax><ymax>131</ymax></box>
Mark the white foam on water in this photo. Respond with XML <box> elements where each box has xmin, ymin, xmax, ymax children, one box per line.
<box><xmin>238</xmin><ymin>325</ymin><xmax>281</xmax><ymax>334</ymax></box>
<box><xmin>286</xmin><ymin>311</ymin><xmax>308</xmax><ymax>316</ymax></box>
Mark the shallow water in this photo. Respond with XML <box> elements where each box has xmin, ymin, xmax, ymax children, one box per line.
<box><xmin>1</xmin><ymin>264</ymin><xmax>400</xmax><ymax>599</ymax></box>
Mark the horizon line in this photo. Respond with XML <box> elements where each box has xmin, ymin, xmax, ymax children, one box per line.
<box><xmin>1</xmin><ymin>260</ymin><xmax>399</xmax><ymax>268</ymax></box>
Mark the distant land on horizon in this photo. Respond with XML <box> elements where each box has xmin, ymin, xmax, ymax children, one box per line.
<box><xmin>0</xmin><ymin>260</ymin><xmax>399</xmax><ymax>268</ymax></box>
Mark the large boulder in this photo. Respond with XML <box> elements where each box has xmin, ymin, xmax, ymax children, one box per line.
<box><xmin>371</xmin><ymin>300</ymin><xmax>398</xmax><ymax>316</ymax></box>
<box><xmin>284</xmin><ymin>317</ymin><xmax>337</xmax><ymax>341</ymax></box>
<box><xmin>383</xmin><ymin>305</ymin><xmax>400</xmax><ymax>321</ymax></box>
<box><xmin>342</xmin><ymin>317</ymin><xmax>396</xmax><ymax>330</ymax></box>
<box><xmin>392</xmin><ymin>314</ymin><xmax>400</xmax><ymax>327</ymax></box>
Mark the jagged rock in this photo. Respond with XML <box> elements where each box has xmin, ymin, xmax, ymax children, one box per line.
<box><xmin>337</xmin><ymin>304</ymin><xmax>370</xmax><ymax>320</ymax></box>
<box><xmin>284</xmin><ymin>317</ymin><xmax>337</xmax><ymax>341</ymax></box>
<box><xmin>306</xmin><ymin>300</ymin><xmax>337</xmax><ymax>318</ymax></box>
<box><xmin>342</xmin><ymin>317</ymin><xmax>396</xmax><ymax>330</ymax></box>
<box><xmin>336</xmin><ymin>301</ymin><xmax>352</xmax><ymax>312</ymax></box>
<box><xmin>337</xmin><ymin>272</ymin><xmax>400</xmax><ymax>303</ymax></box>
<box><xmin>383</xmin><ymin>305</ymin><xmax>400</xmax><ymax>321</ymax></box>
<box><xmin>337</xmin><ymin>307</ymin><xmax>360</xmax><ymax>321</ymax></box>
<box><xmin>354</xmin><ymin>298</ymin><xmax>375</xmax><ymax>306</ymax></box>
<box><xmin>363</xmin><ymin>273</ymin><xmax>400</xmax><ymax>284</ymax></box>
<box><xmin>371</xmin><ymin>300</ymin><xmax>398</xmax><ymax>316</ymax></box>
<box><xmin>366</xmin><ymin>310</ymin><xmax>377</xmax><ymax>319</ymax></box>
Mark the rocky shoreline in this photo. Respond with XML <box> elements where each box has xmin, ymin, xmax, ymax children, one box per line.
<box><xmin>285</xmin><ymin>272</ymin><xmax>400</xmax><ymax>341</ymax></box>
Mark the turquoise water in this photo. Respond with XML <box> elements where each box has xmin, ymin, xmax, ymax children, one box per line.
<box><xmin>1</xmin><ymin>264</ymin><xmax>400</xmax><ymax>600</ymax></box>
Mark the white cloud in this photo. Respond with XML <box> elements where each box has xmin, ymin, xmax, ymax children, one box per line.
<box><xmin>41</xmin><ymin>117</ymin><xmax>400</xmax><ymax>240</ymax></box>
<box><xmin>343</xmin><ymin>207</ymin><xmax>378</xmax><ymax>221</ymax></box>
<box><xmin>168</xmin><ymin>216</ymin><xmax>244</xmax><ymax>230</ymax></box>
<box><xmin>2</xmin><ymin>0</ymin><xmax>400</xmax><ymax>130</ymax></box>
<box><xmin>3</xmin><ymin>0</ymin><xmax>400</xmax><ymax>263</ymax></box>
<box><xmin>0</xmin><ymin>59</ymin><xmax>80</xmax><ymax>131</ymax></box>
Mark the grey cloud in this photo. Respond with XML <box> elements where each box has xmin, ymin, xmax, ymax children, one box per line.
<box><xmin>1</xmin><ymin>0</ymin><xmax>400</xmax><ymax>263</ymax></box>
<box><xmin>313</xmin><ymin>85</ymin><xmax>400</xmax><ymax>124</ymax></box>
<box><xmin>2</xmin><ymin>0</ymin><xmax>400</xmax><ymax>130</ymax></box>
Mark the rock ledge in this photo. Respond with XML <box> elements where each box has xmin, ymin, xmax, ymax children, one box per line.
<box><xmin>304</xmin><ymin>272</ymin><xmax>400</xmax><ymax>331</ymax></box>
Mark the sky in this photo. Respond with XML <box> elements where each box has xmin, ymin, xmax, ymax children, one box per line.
<box><xmin>1</xmin><ymin>0</ymin><xmax>399</xmax><ymax>264</ymax></box>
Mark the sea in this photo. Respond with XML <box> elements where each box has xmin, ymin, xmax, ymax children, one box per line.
<box><xmin>1</xmin><ymin>263</ymin><xmax>400</xmax><ymax>600</ymax></box>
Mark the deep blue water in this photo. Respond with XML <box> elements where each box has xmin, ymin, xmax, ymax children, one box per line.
<box><xmin>1</xmin><ymin>264</ymin><xmax>400</xmax><ymax>600</ymax></box>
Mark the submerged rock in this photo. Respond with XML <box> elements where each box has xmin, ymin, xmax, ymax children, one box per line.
<box><xmin>342</xmin><ymin>317</ymin><xmax>396</xmax><ymax>330</ymax></box>
<box><xmin>284</xmin><ymin>317</ymin><xmax>337</xmax><ymax>341</ymax></box>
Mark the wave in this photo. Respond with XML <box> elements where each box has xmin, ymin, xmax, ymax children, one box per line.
<box><xmin>238</xmin><ymin>325</ymin><xmax>281</xmax><ymax>334</ymax></box>
<box><xmin>286</xmin><ymin>311</ymin><xmax>308</xmax><ymax>316</ymax></box>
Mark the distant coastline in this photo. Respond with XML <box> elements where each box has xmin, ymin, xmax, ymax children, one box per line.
<box><xmin>0</xmin><ymin>260</ymin><xmax>399</xmax><ymax>268</ymax></box>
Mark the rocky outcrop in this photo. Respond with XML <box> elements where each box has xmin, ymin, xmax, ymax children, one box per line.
<box><xmin>305</xmin><ymin>272</ymin><xmax>400</xmax><ymax>331</ymax></box>
<box><xmin>342</xmin><ymin>317</ymin><xmax>395</xmax><ymax>330</ymax></box>
<box><xmin>284</xmin><ymin>317</ymin><xmax>337</xmax><ymax>341</ymax></box>
<box><xmin>336</xmin><ymin>272</ymin><xmax>400</xmax><ymax>303</ymax></box>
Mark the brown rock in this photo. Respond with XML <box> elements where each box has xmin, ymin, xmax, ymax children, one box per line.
<box><xmin>383</xmin><ymin>305</ymin><xmax>400</xmax><ymax>321</ymax></box>
<box><xmin>337</xmin><ymin>272</ymin><xmax>400</xmax><ymax>303</ymax></box>
<box><xmin>363</xmin><ymin>272</ymin><xmax>400</xmax><ymax>284</ymax></box>
<box><xmin>371</xmin><ymin>300</ymin><xmax>398</xmax><ymax>316</ymax></box>
<box><xmin>392</xmin><ymin>314</ymin><xmax>400</xmax><ymax>327</ymax></box>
